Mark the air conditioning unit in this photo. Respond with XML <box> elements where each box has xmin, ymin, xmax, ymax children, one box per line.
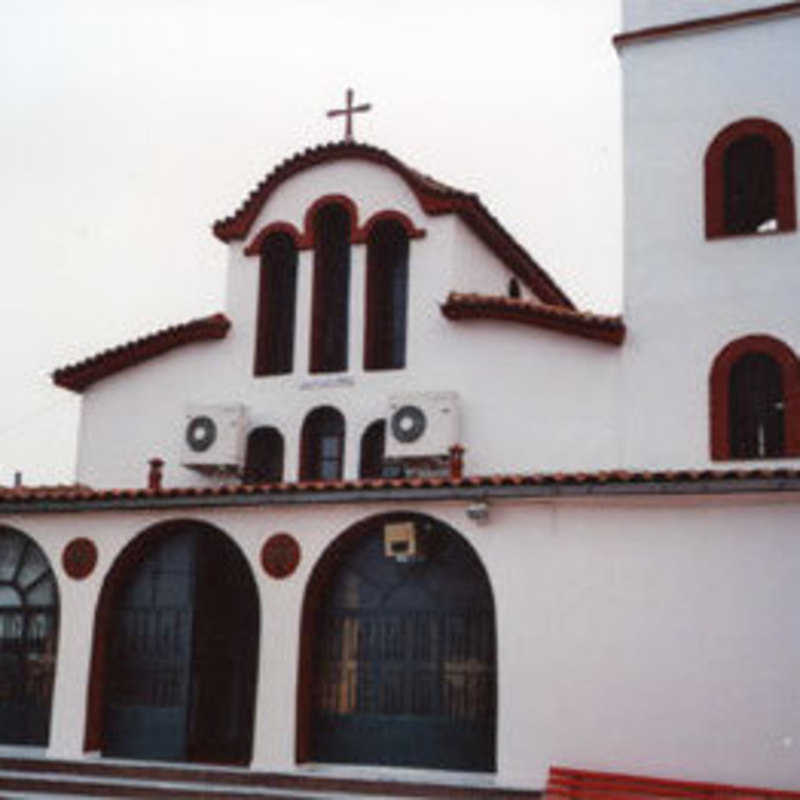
<box><xmin>181</xmin><ymin>405</ymin><xmax>247</xmax><ymax>473</ymax></box>
<box><xmin>385</xmin><ymin>392</ymin><xmax>460</xmax><ymax>459</ymax></box>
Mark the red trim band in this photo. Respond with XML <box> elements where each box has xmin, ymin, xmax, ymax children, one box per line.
<box><xmin>614</xmin><ymin>1</ymin><xmax>800</xmax><ymax>47</ymax></box>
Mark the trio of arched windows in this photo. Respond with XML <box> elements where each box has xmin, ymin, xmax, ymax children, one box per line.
<box><xmin>705</xmin><ymin>117</ymin><xmax>796</xmax><ymax>238</ymax></box>
<box><xmin>254</xmin><ymin>202</ymin><xmax>410</xmax><ymax>377</ymax></box>
<box><xmin>244</xmin><ymin>409</ymin><xmax>387</xmax><ymax>484</ymax></box>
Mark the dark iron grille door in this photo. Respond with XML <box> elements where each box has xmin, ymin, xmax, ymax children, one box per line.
<box><xmin>311</xmin><ymin>520</ymin><xmax>496</xmax><ymax>771</ymax></box>
<box><xmin>104</xmin><ymin>531</ymin><xmax>196</xmax><ymax>761</ymax></box>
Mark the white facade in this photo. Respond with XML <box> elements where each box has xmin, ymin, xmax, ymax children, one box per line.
<box><xmin>2</xmin><ymin>1</ymin><xmax>800</xmax><ymax>795</ymax></box>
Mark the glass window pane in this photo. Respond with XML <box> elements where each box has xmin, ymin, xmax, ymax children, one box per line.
<box><xmin>25</xmin><ymin>578</ymin><xmax>56</xmax><ymax>608</ymax></box>
<box><xmin>17</xmin><ymin>545</ymin><xmax>47</xmax><ymax>590</ymax></box>
<box><xmin>0</xmin><ymin>587</ymin><xmax>21</xmax><ymax>608</ymax></box>
<box><xmin>0</xmin><ymin>533</ymin><xmax>24</xmax><ymax>582</ymax></box>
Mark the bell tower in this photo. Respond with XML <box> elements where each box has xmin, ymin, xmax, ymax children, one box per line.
<box><xmin>616</xmin><ymin>1</ymin><xmax>800</xmax><ymax>469</ymax></box>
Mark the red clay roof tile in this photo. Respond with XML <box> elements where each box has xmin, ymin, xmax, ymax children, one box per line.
<box><xmin>52</xmin><ymin>313</ymin><xmax>231</xmax><ymax>393</ymax></box>
<box><xmin>441</xmin><ymin>292</ymin><xmax>625</xmax><ymax>345</ymax></box>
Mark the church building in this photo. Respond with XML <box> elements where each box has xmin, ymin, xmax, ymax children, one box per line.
<box><xmin>1</xmin><ymin>1</ymin><xmax>800</xmax><ymax>797</ymax></box>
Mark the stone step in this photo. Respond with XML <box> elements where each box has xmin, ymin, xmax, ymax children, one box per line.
<box><xmin>0</xmin><ymin>757</ymin><xmax>542</xmax><ymax>799</ymax></box>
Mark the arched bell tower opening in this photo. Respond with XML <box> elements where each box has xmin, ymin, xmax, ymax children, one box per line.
<box><xmin>297</xmin><ymin>512</ymin><xmax>496</xmax><ymax>772</ymax></box>
<box><xmin>85</xmin><ymin>519</ymin><xmax>259</xmax><ymax>764</ymax></box>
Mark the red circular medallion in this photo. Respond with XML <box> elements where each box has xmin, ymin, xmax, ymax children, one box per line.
<box><xmin>62</xmin><ymin>537</ymin><xmax>98</xmax><ymax>580</ymax></box>
<box><xmin>261</xmin><ymin>533</ymin><xmax>301</xmax><ymax>579</ymax></box>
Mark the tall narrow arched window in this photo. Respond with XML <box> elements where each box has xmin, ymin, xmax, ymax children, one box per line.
<box><xmin>359</xmin><ymin>419</ymin><xmax>386</xmax><ymax>478</ymax></box>
<box><xmin>710</xmin><ymin>335</ymin><xmax>800</xmax><ymax>460</ymax></box>
<box><xmin>254</xmin><ymin>232</ymin><xmax>298</xmax><ymax>376</ymax></box>
<box><xmin>0</xmin><ymin>527</ymin><xmax>58</xmax><ymax>746</ymax></box>
<box><xmin>729</xmin><ymin>353</ymin><xmax>784</xmax><ymax>458</ymax></box>
<box><xmin>705</xmin><ymin>118</ymin><xmax>796</xmax><ymax>238</ymax></box>
<box><xmin>300</xmin><ymin>407</ymin><xmax>345</xmax><ymax>481</ymax></box>
<box><xmin>243</xmin><ymin>426</ymin><xmax>284</xmax><ymax>483</ymax></box>
<box><xmin>311</xmin><ymin>204</ymin><xmax>351</xmax><ymax>373</ymax></box>
<box><xmin>364</xmin><ymin>220</ymin><xmax>409</xmax><ymax>370</ymax></box>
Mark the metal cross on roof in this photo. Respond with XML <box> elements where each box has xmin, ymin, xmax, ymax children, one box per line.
<box><xmin>326</xmin><ymin>88</ymin><xmax>372</xmax><ymax>143</ymax></box>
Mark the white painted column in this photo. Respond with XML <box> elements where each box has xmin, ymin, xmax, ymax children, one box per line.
<box><xmin>349</xmin><ymin>243</ymin><xmax>366</xmax><ymax>377</ymax></box>
<box><xmin>295</xmin><ymin>250</ymin><xmax>314</xmax><ymax>377</ymax></box>
<box><xmin>47</xmin><ymin>574</ymin><xmax>101</xmax><ymax>758</ymax></box>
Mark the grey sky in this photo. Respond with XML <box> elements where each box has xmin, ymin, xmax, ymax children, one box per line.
<box><xmin>0</xmin><ymin>0</ymin><xmax>621</xmax><ymax>485</ymax></box>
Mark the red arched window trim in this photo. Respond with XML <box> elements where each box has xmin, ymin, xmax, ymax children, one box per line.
<box><xmin>705</xmin><ymin>118</ymin><xmax>796</xmax><ymax>239</ymax></box>
<box><xmin>243</xmin><ymin>222</ymin><xmax>303</xmax><ymax>256</ymax></box>
<box><xmin>303</xmin><ymin>195</ymin><xmax>359</xmax><ymax>244</ymax></box>
<box><xmin>244</xmin><ymin>198</ymin><xmax>426</xmax><ymax>255</ymax></box>
<box><xmin>710</xmin><ymin>334</ymin><xmax>800</xmax><ymax>460</ymax></box>
<box><xmin>354</xmin><ymin>210</ymin><xmax>426</xmax><ymax>244</ymax></box>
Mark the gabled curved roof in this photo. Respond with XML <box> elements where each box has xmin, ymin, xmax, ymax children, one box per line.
<box><xmin>212</xmin><ymin>141</ymin><xmax>575</xmax><ymax>309</ymax></box>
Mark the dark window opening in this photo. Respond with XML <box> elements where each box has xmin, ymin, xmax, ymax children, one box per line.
<box><xmin>311</xmin><ymin>205</ymin><xmax>351</xmax><ymax>373</ymax></box>
<box><xmin>254</xmin><ymin>233</ymin><xmax>298</xmax><ymax>376</ymax></box>
<box><xmin>508</xmin><ymin>278</ymin><xmax>521</xmax><ymax>299</ymax></box>
<box><xmin>724</xmin><ymin>135</ymin><xmax>776</xmax><ymax>234</ymax></box>
<box><xmin>243</xmin><ymin>426</ymin><xmax>284</xmax><ymax>483</ymax></box>
<box><xmin>729</xmin><ymin>352</ymin><xmax>784</xmax><ymax>458</ymax></box>
<box><xmin>359</xmin><ymin>420</ymin><xmax>386</xmax><ymax>478</ymax></box>
<box><xmin>301</xmin><ymin>407</ymin><xmax>345</xmax><ymax>481</ymax></box>
<box><xmin>364</xmin><ymin>221</ymin><xmax>409</xmax><ymax>371</ymax></box>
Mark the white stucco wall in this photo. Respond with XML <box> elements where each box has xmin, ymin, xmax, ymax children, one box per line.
<box><xmin>619</xmin><ymin>12</ymin><xmax>800</xmax><ymax>469</ymax></box>
<box><xmin>5</xmin><ymin>490</ymin><xmax>800</xmax><ymax>790</ymax></box>
<box><xmin>74</xmin><ymin>158</ymin><xmax>623</xmax><ymax>490</ymax></box>
<box><xmin>622</xmin><ymin>0</ymin><xmax>793</xmax><ymax>31</ymax></box>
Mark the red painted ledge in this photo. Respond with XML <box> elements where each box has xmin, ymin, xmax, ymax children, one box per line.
<box><xmin>546</xmin><ymin>766</ymin><xmax>800</xmax><ymax>799</ymax></box>
<box><xmin>614</xmin><ymin>1</ymin><xmax>800</xmax><ymax>47</ymax></box>
<box><xmin>52</xmin><ymin>313</ymin><xmax>231</xmax><ymax>393</ymax></box>
<box><xmin>441</xmin><ymin>292</ymin><xmax>625</xmax><ymax>345</ymax></box>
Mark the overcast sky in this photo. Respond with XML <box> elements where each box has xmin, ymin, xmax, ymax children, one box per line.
<box><xmin>0</xmin><ymin>0</ymin><xmax>621</xmax><ymax>486</ymax></box>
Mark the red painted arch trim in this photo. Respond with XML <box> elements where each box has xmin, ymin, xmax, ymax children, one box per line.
<box><xmin>213</xmin><ymin>142</ymin><xmax>574</xmax><ymax>307</ymax></box>
<box><xmin>709</xmin><ymin>334</ymin><xmax>800</xmax><ymax>460</ymax></box>
<box><xmin>613</xmin><ymin>1</ymin><xmax>800</xmax><ymax>47</ymax></box>
<box><xmin>243</xmin><ymin>222</ymin><xmax>304</xmax><ymax>256</ymax></box>
<box><xmin>354</xmin><ymin>210</ymin><xmax>426</xmax><ymax>244</ymax></box>
<box><xmin>244</xmin><ymin>198</ymin><xmax>427</xmax><ymax>255</ymax></box>
<box><xmin>705</xmin><ymin>117</ymin><xmax>796</xmax><ymax>239</ymax></box>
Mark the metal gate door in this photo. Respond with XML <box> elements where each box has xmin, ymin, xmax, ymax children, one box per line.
<box><xmin>104</xmin><ymin>531</ymin><xmax>196</xmax><ymax>761</ymax></box>
<box><xmin>311</xmin><ymin>518</ymin><xmax>496</xmax><ymax>771</ymax></box>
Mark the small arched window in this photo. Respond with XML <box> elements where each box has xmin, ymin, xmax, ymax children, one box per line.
<box><xmin>254</xmin><ymin>232</ymin><xmax>298</xmax><ymax>376</ymax></box>
<box><xmin>705</xmin><ymin>118</ymin><xmax>796</xmax><ymax>238</ymax></box>
<box><xmin>243</xmin><ymin>426</ymin><xmax>284</xmax><ymax>483</ymax></box>
<box><xmin>300</xmin><ymin>407</ymin><xmax>345</xmax><ymax>481</ymax></box>
<box><xmin>710</xmin><ymin>335</ymin><xmax>800</xmax><ymax>460</ymax></box>
<box><xmin>359</xmin><ymin>420</ymin><xmax>386</xmax><ymax>478</ymax></box>
<box><xmin>364</xmin><ymin>220</ymin><xmax>409</xmax><ymax>370</ymax></box>
<box><xmin>729</xmin><ymin>353</ymin><xmax>784</xmax><ymax>458</ymax></box>
<box><xmin>311</xmin><ymin>204</ymin><xmax>351</xmax><ymax>373</ymax></box>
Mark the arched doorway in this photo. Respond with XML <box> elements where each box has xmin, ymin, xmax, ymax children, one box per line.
<box><xmin>87</xmin><ymin>520</ymin><xmax>259</xmax><ymax>764</ymax></box>
<box><xmin>0</xmin><ymin>526</ymin><xmax>58</xmax><ymax>745</ymax></box>
<box><xmin>297</xmin><ymin>512</ymin><xmax>496</xmax><ymax>771</ymax></box>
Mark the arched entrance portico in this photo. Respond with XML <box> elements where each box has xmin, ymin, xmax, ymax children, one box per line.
<box><xmin>85</xmin><ymin>520</ymin><xmax>259</xmax><ymax>764</ymax></box>
<box><xmin>297</xmin><ymin>512</ymin><xmax>496</xmax><ymax>771</ymax></box>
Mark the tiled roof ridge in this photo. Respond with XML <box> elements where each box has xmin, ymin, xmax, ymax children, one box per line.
<box><xmin>442</xmin><ymin>291</ymin><xmax>626</xmax><ymax>345</ymax></box>
<box><xmin>546</xmin><ymin>765</ymin><xmax>800</xmax><ymax>799</ymax></box>
<box><xmin>52</xmin><ymin>313</ymin><xmax>231</xmax><ymax>393</ymax></box>
<box><xmin>2</xmin><ymin>466</ymin><xmax>799</xmax><ymax>506</ymax></box>
<box><xmin>211</xmin><ymin>140</ymin><xmax>575</xmax><ymax>309</ymax></box>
